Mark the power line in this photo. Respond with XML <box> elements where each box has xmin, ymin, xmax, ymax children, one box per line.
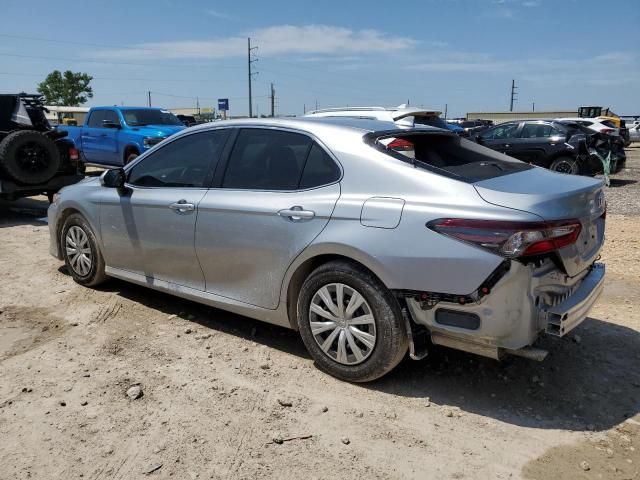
<box><xmin>0</xmin><ymin>32</ymin><xmax>243</xmax><ymax>65</ymax></box>
<box><xmin>0</xmin><ymin>70</ymin><xmax>227</xmax><ymax>85</ymax></box>
<box><xmin>0</xmin><ymin>52</ymin><xmax>242</xmax><ymax>71</ymax></box>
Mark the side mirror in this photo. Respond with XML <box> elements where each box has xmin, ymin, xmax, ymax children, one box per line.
<box><xmin>102</xmin><ymin>120</ymin><xmax>120</xmax><ymax>129</ymax></box>
<box><xmin>100</xmin><ymin>168</ymin><xmax>126</xmax><ymax>189</ymax></box>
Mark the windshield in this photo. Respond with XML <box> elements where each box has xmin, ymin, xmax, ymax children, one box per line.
<box><xmin>413</xmin><ymin>115</ymin><xmax>448</xmax><ymax>129</ymax></box>
<box><xmin>122</xmin><ymin>109</ymin><xmax>182</xmax><ymax>126</ymax></box>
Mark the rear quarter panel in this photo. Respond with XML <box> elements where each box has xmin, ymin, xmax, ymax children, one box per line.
<box><xmin>281</xmin><ymin>133</ymin><xmax>541</xmax><ymax>297</ymax></box>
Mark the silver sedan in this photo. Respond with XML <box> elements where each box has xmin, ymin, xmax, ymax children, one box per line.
<box><xmin>48</xmin><ymin>118</ymin><xmax>606</xmax><ymax>381</ymax></box>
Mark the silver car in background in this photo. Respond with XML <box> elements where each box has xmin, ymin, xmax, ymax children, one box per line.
<box><xmin>48</xmin><ymin>117</ymin><xmax>606</xmax><ymax>382</ymax></box>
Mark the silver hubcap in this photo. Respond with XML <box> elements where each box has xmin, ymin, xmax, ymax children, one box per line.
<box><xmin>65</xmin><ymin>226</ymin><xmax>92</xmax><ymax>276</ymax></box>
<box><xmin>309</xmin><ymin>283</ymin><xmax>376</xmax><ymax>365</ymax></box>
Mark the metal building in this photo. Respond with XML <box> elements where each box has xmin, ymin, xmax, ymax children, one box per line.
<box><xmin>466</xmin><ymin>110</ymin><xmax>578</xmax><ymax>124</ymax></box>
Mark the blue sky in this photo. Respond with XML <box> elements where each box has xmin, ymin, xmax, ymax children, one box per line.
<box><xmin>1</xmin><ymin>0</ymin><xmax>638</xmax><ymax>117</ymax></box>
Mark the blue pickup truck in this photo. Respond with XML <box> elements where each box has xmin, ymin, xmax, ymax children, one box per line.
<box><xmin>58</xmin><ymin>106</ymin><xmax>186</xmax><ymax>166</ymax></box>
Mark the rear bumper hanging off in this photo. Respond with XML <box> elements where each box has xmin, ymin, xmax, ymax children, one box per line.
<box><xmin>544</xmin><ymin>263</ymin><xmax>605</xmax><ymax>336</ymax></box>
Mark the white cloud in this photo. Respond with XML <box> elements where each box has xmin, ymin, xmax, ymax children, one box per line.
<box><xmin>91</xmin><ymin>25</ymin><xmax>416</xmax><ymax>60</ymax></box>
<box><xmin>204</xmin><ymin>9</ymin><xmax>229</xmax><ymax>19</ymax></box>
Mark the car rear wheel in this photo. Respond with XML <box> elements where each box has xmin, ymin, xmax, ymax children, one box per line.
<box><xmin>550</xmin><ymin>156</ymin><xmax>580</xmax><ymax>175</ymax></box>
<box><xmin>297</xmin><ymin>261</ymin><xmax>408</xmax><ymax>382</ymax></box>
<box><xmin>61</xmin><ymin>213</ymin><xmax>107</xmax><ymax>287</ymax></box>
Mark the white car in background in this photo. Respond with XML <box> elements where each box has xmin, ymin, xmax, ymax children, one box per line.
<box><xmin>556</xmin><ymin>117</ymin><xmax>619</xmax><ymax>136</ymax></box>
<box><xmin>629</xmin><ymin>123</ymin><xmax>640</xmax><ymax>142</ymax></box>
<box><xmin>305</xmin><ymin>106</ymin><xmax>447</xmax><ymax>158</ymax></box>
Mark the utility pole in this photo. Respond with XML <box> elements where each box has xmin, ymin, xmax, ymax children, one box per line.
<box><xmin>196</xmin><ymin>97</ymin><xmax>200</xmax><ymax>116</ymax></box>
<box><xmin>270</xmin><ymin>83</ymin><xmax>275</xmax><ymax>117</ymax></box>
<box><xmin>247</xmin><ymin>37</ymin><xmax>258</xmax><ymax>117</ymax></box>
<box><xmin>444</xmin><ymin>103</ymin><xmax>448</xmax><ymax>120</ymax></box>
<box><xmin>509</xmin><ymin>79</ymin><xmax>517</xmax><ymax>112</ymax></box>
<box><xmin>532</xmin><ymin>101</ymin><xmax>535</xmax><ymax>112</ymax></box>
<box><xmin>315</xmin><ymin>99</ymin><xmax>318</xmax><ymax>111</ymax></box>
<box><xmin>303</xmin><ymin>103</ymin><xmax>306</xmax><ymax>114</ymax></box>
<box><xmin>147</xmin><ymin>91</ymin><xmax>151</xmax><ymax>107</ymax></box>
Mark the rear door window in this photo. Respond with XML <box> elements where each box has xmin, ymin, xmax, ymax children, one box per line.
<box><xmin>299</xmin><ymin>144</ymin><xmax>341</xmax><ymax>189</ymax></box>
<box><xmin>222</xmin><ymin>129</ymin><xmax>340</xmax><ymax>190</ymax></box>
<box><xmin>520</xmin><ymin>123</ymin><xmax>562</xmax><ymax>138</ymax></box>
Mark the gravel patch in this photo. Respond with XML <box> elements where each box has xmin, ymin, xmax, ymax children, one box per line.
<box><xmin>601</xmin><ymin>145</ymin><xmax>640</xmax><ymax>216</ymax></box>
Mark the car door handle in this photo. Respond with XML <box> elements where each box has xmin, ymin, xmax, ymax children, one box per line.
<box><xmin>278</xmin><ymin>206</ymin><xmax>315</xmax><ymax>221</ymax></box>
<box><xmin>169</xmin><ymin>200</ymin><xmax>195</xmax><ymax>213</ymax></box>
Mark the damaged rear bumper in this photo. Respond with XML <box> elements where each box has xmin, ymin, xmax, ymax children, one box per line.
<box><xmin>404</xmin><ymin>261</ymin><xmax>605</xmax><ymax>360</ymax></box>
<box><xmin>544</xmin><ymin>263</ymin><xmax>605</xmax><ymax>336</ymax></box>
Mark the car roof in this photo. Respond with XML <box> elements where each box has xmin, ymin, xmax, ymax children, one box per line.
<box><xmin>556</xmin><ymin>117</ymin><xmax>600</xmax><ymax>123</ymax></box>
<box><xmin>186</xmin><ymin>116</ymin><xmax>446</xmax><ymax>136</ymax></box>
<box><xmin>305</xmin><ymin>106</ymin><xmax>442</xmax><ymax>120</ymax></box>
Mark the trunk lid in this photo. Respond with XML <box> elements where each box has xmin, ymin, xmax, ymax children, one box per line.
<box><xmin>474</xmin><ymin>167</ymin><xmax>606</xmax><ymax>277</ymax></box>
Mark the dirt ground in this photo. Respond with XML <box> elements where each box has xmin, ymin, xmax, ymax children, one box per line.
<box><xmin>1</xmin><ymin>149</ymin><xmax>639</xmax><ymax>480</ymax></box>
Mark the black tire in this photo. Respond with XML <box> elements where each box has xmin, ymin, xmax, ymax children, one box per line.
<box><xmin>61</xmin><ymin>213</ymin><xmax>108</xmax><ymax>287</ymax></box>
<box><xmin>0</xmin><ymin>130</ymin><xmax>61</xmax><ymax>184</ymax></box>
<box><xmin>125</xmin><ymin>152</ymin><xmax>138</xmax><ymax>164</ymax></box>
<box><xmin>549</xmin><ymin>156</ymin><xmax>580</xmax><ymax>175</ymax></box>
<box><xmin>297</xmin><ymin>261</ymin><xmax>408</xmax><ymax>382</ymax></box>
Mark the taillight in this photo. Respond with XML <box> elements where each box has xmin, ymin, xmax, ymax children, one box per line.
<box><xmin>600</xmin><ymin>128</ymin><xmax>615</xmax><ymax>135</ymax></box>
<box><xmin>387</xmin><ymin>138</ymin><xmax>414</xmax><ymax>151</ymax></box>
<box><xmin>69</xmin><ymin>147</ymin><xmax>79</xmax><ymax>161</ymax></box>
<box><xmin>427</xmin><ymin>218</ymin><xmax>582</xmax><ymax>258</ymax></box>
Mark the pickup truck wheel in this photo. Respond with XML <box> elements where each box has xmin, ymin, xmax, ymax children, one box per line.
<box><xmin>297</xmin><ymin>261</ymin><xmax>408</xmax><ymax>382</ymax></box>
<box><xmin>550</xmin><ymin>156</ymin><xmax>580</xmax><ymax>175</ymax></box>
<box><xmin>0</xmin><ymin>131</ymin><xmax>61</xmax><ymax>184</ymax></box>
<box><xmin>61</xmin><ymin>213</ymin><xmax>107</xmax><ymax>287</ymax></box>
<box><xmin>125</xmin><ymin>153</ymin><xmax>138</xmax><ymax>164</ymax></box>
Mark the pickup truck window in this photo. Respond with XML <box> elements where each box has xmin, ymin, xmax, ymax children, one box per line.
<box><xmin>127</xmin><ymin>130</ymin><xmax>228</xmax><ymax>188</ymax></box>
<box><xmin>102</xmin><ymin>110</ymin><xmax>120</xmax><ymax>125</ymax></box>
<box><xmin>87</xmin><ymin>110</ymin><xmax>105</xmax><ymax>128</ymax></box>
<box><xmin>122</xmin><ymin>109</ymin><xmax>182</xmax><ymax>127</ymax></box>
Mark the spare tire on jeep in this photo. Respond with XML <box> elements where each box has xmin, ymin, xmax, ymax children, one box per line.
<box><xmin>0</xmin><ymin>130</ymin><xmax>61</xmax><ymax>184</ymax></box>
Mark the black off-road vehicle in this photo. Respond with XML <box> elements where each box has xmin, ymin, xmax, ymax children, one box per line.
<box><xmin>0</xmin><ymin>93</ymin><xmax>84</xmax><ymax>200</ymax></box>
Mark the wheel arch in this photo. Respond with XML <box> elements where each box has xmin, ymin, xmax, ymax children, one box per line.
<box><xmin>55</xmin><ymin>204</ymin><xmax>102</xmax><ymax>257</ymax></box>
<box><xmin>282</xmin><ymin>246</ymin><xmax>392</xmax><ymax>330</ymax></box>
<box><xmin>123</xmin><ymin>144</ymin><xmax>140</xmax><ymax>162</ymax></box>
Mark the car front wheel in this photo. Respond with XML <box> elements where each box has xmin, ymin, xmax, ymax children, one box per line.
<box><xmin>297</xmin><ymin>261</ymin><xmax>408</xmax><ymax>382</ymax></box>
<box><xmin>61</xmin><ymin>213</ymin><xmax>107</xmax><ymax>287</ymax></box>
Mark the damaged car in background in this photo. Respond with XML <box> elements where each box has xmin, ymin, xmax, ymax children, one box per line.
<box><xmin>470</xmin><ymin>119</ymin><xmax>625</xmax><ymax>176</ymax></box>
<box><xmin>48</xmin><ymin>118</ymin><xmax>606</xmax><ymax>382</ymax></box>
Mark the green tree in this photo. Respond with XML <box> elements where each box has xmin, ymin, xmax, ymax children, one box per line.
<box><xmin>37</xmin><ymin>70</ymin><xmax>93</xmax><ymax>106</ymax></box>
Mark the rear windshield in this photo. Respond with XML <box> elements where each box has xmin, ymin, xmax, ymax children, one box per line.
<box><xmin>371</xmin><ymin>132</ymin><xmax>533</xmax><ymax>182</ymax></box>
<box><xmin>413</xmin><ymin>115</ymin><xmax>448</xmax><ymax>129</ymax></box>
